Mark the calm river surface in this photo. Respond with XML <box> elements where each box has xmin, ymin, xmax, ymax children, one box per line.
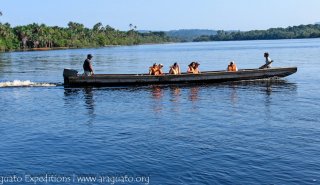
<box><xmin>0</xmin><ymin>39</ymin><xmax>320</xmax><ymax>185</ymax></box>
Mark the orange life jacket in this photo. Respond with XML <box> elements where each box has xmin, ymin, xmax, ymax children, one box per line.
<box><xmin>228</xmin><ymin>64</ymin><xmax>237</xmax><ymax>72</ymax></box>
<box><xmin>193</xmin><ymin>67</ymin><xmax>200</xmax><ymax>74</ymax></box>
<box><xmin>150</xmin><ymin>66</ymin><xmax>159</xmax><ymax>75</ymax></box>
<box><xmin>187</xmin><ymin>66</ymin><xmax>195</xmax><ymax>73</ymax></box>
<box><xmin>170</xmin><ymin>67</ymin><xmax>180</xmax><ymax>75</ymax></box>
<box><xmin>157</xmin><ymin>68</ymin><xmax>164</xmax><ymax>75</ymax></box>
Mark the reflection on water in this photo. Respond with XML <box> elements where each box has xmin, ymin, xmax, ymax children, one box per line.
<box><xmin>151</xmin><ymin>85</ymin><xmax>163</xmax><ymax>100</ymax></box>
<box><xmin>83</xmin><ymin>88</ymin><xmax>95</xmax><ymax>115</ymax></box>
<box><xmin>228</xmin><ymin>79</ymin><xmax>297</xmax><ymax>119</ymax></box>
<box><xmin>151</xmin><ymin>86</ymin><xmax>164</xmax><ymax>113</ymax></box>
<box><xmin>63</xmin><ymin>88</ymin><xmax>81</xmax><ymax>99</ymax></box>
<box><xmin>170</xmin><ymin>86</ymin><xmax>182</xmax><ymax>113</ymax></box>
<box><xmin>189</xmin><ymin>86</ymin><xmax>200</xmax><ymax>102</ymax></box>
<box><xmin>64</xmin><ymin>88</ymin><xmax>95</xmax><ymax>110</ymax></box>
<box><xmin>225</xmin><ymin>80</ymin><xmax>297</xmax><ymax>106</ymax></box>
<box><xmin>64</xmin><ymin>87</ymin><xmax>95</xmax><ymax>124</ymax></box>
<box><xmin>170</xmin><ymin>86</ymin><xmax>181</xmax><ymax>103</ymax></box>
<box><xmin>62</xmin><ymin>80</ymin><xmax>297</xmax><ymax>117</ymax></box>
<box><xmin>228</xmin><ymin>79</ymin><xmax>297</xmax><ymax>96</ymax></box>
<box><xmin>150</xmin><ymin>85</ymin><xmax>202</xmax><ymax>113</ymax></box>
<box><xmin>229</xmin><ymin>85</ymin><xmax>239</xmax><ymax>106</ymax></box>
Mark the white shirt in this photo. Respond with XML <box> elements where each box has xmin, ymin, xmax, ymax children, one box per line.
<box><xmin>265</xmin><ymin>57</ymin><xmax>272</xmax><ymax>67</ymax></box>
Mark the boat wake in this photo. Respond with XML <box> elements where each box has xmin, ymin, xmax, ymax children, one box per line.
<box><xmin>0</xmin><ymin>80</ymin><xmax>57</xmax><ymax>88</ymax></box>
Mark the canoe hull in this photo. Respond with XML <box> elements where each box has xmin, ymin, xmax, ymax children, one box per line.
<box><xmin>63</xmin><ymin>67</ymin><xmax>297</xmax><ymax>87</ymax></box>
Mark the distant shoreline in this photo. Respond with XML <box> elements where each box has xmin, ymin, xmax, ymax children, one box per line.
<box><xmin>1</xmin><ymin>22</ymin><xmax>320</xmax><ymax>52</ymax></box>
<box><xmin>0</xmin><ymin>42</ymin><xmax>176</xmax><ymax>53</ymax></box>
<box><xmin>2</xmin><ymin>37</ymin><xmax>320</xmax><ymax>53</ymax></box>
<box><xmin>193</xmin><ymin>24</ymin><xmax>320</xmax><ymax>42</ymax></box>
<box><xmin>0</xmin><ymin>22</ymin><xmax>172</xmax><ymax>52</ymax></box>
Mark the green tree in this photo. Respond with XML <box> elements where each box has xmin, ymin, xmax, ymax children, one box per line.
<box><xmin>93</xmin><ymin>22</ymin><xmax>102</xmax><ymax>32</ymax></box>
<box><xmin>1</xmin><ymin>20</ymin><xmax>172</xmax><ymax>51</ymax></box>
<box><xmin>194</xmin><ymin>24</ymin><xmax>320</xmax><ymax>42</ymax></box>
<box><xmin>0</xmin><ymin>23</ymin><xmax>19</xmax><ymax>50</ymax></box>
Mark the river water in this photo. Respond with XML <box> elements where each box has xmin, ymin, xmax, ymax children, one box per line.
<box><xmin>0</xmin><ymin>39</ymin><xmax>319</xmax><ymax>185</ymax></box>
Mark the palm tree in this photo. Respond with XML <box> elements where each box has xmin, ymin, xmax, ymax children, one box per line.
<box><xmin>0</xmin><ymin>11</ymin><xmax>2</xmax><ymax>16</ymax></box>
<box><xmin>129</xmin><ymin>23</ymin><xmax>133</xmax><ymax>30</ymax></box>
<box><xmin>93</xmin><ymin>22</ymin><xmax>102</xmax><ymax>32</ymax></box>
<box><xmin>0</xmin><ymin>25</ymin><xmax>7</xmax><ymax>37</ymax></box>
<box><xmin>14</xmin><ymin>26</ymin><xmax>31</xmax><ymax>48</ymax></box>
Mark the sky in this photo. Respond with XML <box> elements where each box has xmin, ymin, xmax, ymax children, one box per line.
<box><xmin>1</xmin><ymin>0</ymin><xmax>320</xmax><ymax>31</ymax></box>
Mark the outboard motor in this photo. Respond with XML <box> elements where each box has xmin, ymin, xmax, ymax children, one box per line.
<box><xmin>63</xmin><ymin>69</ymin><xmax>78</xmax><ymax>85</ymax></box>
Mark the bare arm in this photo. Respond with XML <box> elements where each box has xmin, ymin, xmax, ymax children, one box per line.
<box><xmin>89</xmin><ymin>64</ymin><xmax>94</xmax><ymax>74</ymax></box>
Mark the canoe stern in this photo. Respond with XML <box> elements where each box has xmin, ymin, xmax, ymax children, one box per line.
<box><xmin>63</xmin><ymin>68</ymin><xmax>78</xmax><ymax>85</ymax></box>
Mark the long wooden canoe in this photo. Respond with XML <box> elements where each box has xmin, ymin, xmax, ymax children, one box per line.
<box><xmin>63</xmin><ymin>67</ymin><xmax>297</xmax><ymax>87</ymax></box>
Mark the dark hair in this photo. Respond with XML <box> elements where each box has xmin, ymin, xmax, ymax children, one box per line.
<box><xmin>87</xmin><ymin>54</ymin><xmax>93</xmax><ymax>59</ymax></box>
<box><xmin>264</xmin><ymin>52</ymin><xmax>269</xmax><ymax>57</ymax></box>
<box><xmin>189</xmin><ymin>62</ymin><xmax>195</xmax><ymax>66</ymax></box>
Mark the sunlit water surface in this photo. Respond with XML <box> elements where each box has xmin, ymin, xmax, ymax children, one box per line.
<box><xmin>0</xmin><ymin>39</ymin><xmax>320</xmax><ymax>185</ymax></box>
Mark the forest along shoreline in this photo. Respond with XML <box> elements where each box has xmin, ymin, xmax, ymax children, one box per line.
<box><xmin>1</xmin><ymin>21</ymin><xmax>320</xmax><ymax>52</ymax></box>
<box><xmin>0</xmin><ymin>22</ymin><xmax>175</xmax><ymax>52</ymax></box>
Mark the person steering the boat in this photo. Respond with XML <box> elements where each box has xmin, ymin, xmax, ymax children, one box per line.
<box><xmin>83</xmin><ymin>54</ymin><xmax>94</xmax><ymax>76</ymax></box>
<box><xmin>227</xmin><ymin>61</ymin><xmax>238</xmax><ymax>72</ymax></box>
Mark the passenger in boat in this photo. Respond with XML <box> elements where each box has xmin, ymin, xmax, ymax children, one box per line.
<box><xmin>227</xmin><ymin>61</ymin><xmax>238</xmax><ymax>72</ymax></box>
<box><xmin>149</xmin><ymin>63</ymin><xmax>158</xmax><ymax>75</ymax></box>
<box><xmin>83</xmin><ymin>54</ymin><xmax>94</xmax><ymax>76</ymax></box>
<box><xmin>194</xmin><ymin>62</ymin><xmax>200</xmax><ymax>74</ymax></box>
<box><xmin>149</xmin><ymin>63</ymin><xmax>164</xmax><ymax>75</ymax></box>
<box><xmin>264</xmin><ymin>52</ymin><xmax>272</xmax><ymax>68</ymax></box>
<box><xmin>169</xmin><ymin>62</ymin><xmax>181</xmax><ymax>75</ymax></box>
<box><xmin>187</xmin><ymin>62</ymin><xmax>196</xmax><ymax>73</ymax></box>
<box><xmin>157</xmin><ymin>64</ymin><xmax>164</xmax><ymax>75</ymax></box>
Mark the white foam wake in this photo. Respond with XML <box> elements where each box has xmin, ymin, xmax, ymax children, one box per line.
<box><xmin>0</xmin><ymin>80</ymin><xmax>56</xmax><ymax>87</ymax></box>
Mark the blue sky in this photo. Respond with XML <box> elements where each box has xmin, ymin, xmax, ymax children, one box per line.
<box><xmin>1</xmin><ymin>0</ymin><xmax>320</xmax><ymax>31</ymax></box>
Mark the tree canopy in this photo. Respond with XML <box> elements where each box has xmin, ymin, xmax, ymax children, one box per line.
<box><xmin>2</xmin><ymin>15</ymin><xmax>320</xmax><ymax>52</ymax></box>
<box><xmin>0</xmin><ymin>21</ymin><xmax>171</xmax><ymax>51</ymax></box>
<box><xmin>193</xmin><ymin>24</ymin><xmax>320</xmax><ymax>42</ymax></box>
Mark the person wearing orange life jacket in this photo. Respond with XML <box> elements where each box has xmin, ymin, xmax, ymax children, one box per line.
<box><xmin>193</xmin><ymin>62</ymin><xmax>200</xmax><ymax>74</ymax></box>
<box><xmin>149</xmin><ymin>63</ymin><xmax>159</xmax><ymax>75</ymax></box>
<box><xmin>187</xmin><ymin>62</ymin><xmax>196</xmax><ymax>74</ymax></box>
<box><xmin>227</xmin><ymin>61</ymin><xmax>238</xmax><ymax>72</ymax></box>
<box><xmin>187</xmin><ymin>62</ymin><xmax>201</xmax><ymax>74</ymax></box>
<box><xmin>169</xmin><ymin>62</ymin><xmax>181</xmax><ymax>75</ymax></box>
<box><xmin>157</xmin><ymin>64</ymin><xmax>164</xmax><ymax>75</ymax></box>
